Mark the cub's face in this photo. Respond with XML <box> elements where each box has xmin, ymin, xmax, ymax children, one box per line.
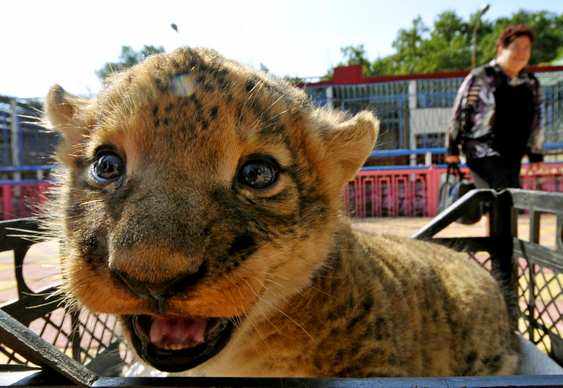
<box><xmin>45</xmin><ymin>48</ymin><xmax>377</xmax><ymax>372</ymax></box>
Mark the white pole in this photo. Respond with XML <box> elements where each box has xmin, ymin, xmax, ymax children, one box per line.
<box><xmin>10</xmin><ymin>99</ymin><xmax>21</xmax><ymax>182</ymax></box>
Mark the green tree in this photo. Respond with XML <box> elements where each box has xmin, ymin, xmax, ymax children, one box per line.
<box><xmin>97</xmin><ymin>45</ymin><xmax>166</xmax><ymax>80</ymax></box>
<box><xmin>416</xmin><ymin>11</ymin><xmax>472</xmax><ymax>72</ymax></box>
<box><xmin>335</xmin><ymin>9</ymin><xmax>563</xmax><ymax>77</ymax></box>
<box><xmin>391</xmin><ymin>16</ymin><xmax>428</xmax><ymax>73</ymax></box>
<box><xmin>370</xmin><ymin>55</ymin><xmax>399</xmax><ymax>75</ymax></box>
<box><xmin>283</xmin><ymin>76</ymin><xmax>305</xmax><ymax>85</ymax></box>
<box><xmin>321</xmin><ymin>44</ymin><xmax>372</xmax><ymax>79</ymax></box>
<box><xmin>339</xmin><ymin>44</ymin><xmax>372</xmax><ymax>72</ymax></box>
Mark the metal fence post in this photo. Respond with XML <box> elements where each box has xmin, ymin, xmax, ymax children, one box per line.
<box><xmin>326</xmin><ymin>86</ymin><xmax>334</xmax><ymax>109</ymax></box>
<box><xmin>488</xmin><ymin>190</ymin><xmax>518</xmax><ymax>331</ymax></box>
<box><xmin>408</xmin><ymin>80</ymin><xmax>417</xmax><ymax>166</ymax></box>
<box><xmin>527</xmin><ymin>210</ymin><xmax>540</xmax><ymax>343</ymax></box>
<box><xmin>9</xmin><ymin>100</ymin><xmax>21</xmax><ymax>181</ymax></box>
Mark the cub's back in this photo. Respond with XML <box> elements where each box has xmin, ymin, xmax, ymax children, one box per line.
<box><xmin>275</xmin><ymin>229</ymin><xmax>520</xmax><ymax>377</ymax></box>
<box><xmin>349</xmin><ymin>231</ymin><xmax>518</xmax><ymax>376</ymax></box>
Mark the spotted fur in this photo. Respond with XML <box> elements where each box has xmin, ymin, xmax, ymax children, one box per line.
<box><xmin>44</xmin><ymin>47</ymin><xmax>519</xmax><ymax>377</ymax></box>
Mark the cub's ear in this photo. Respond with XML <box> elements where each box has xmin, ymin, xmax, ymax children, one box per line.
<box><xmin>321</xmin><ymin>111</ymin><xmax>378</xmax><ymax>186</ymax></box>
<box><xmin>45</xmin><ymin>85</ymin><xmax>90</xmax><ymax>145</ymax></box>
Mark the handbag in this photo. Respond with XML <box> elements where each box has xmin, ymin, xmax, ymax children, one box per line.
<box><xmin>438</xmin><ymin>164</ymin><xmax>481</xmax><ymax>224</ymax></box>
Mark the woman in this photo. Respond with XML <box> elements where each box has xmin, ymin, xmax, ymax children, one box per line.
<box><xmin>445</xmin><ymin>24</ymin><xmax>544</xmax><ymax>189</ymax></box>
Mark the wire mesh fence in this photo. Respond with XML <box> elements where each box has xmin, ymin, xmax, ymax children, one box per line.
<box><xmin>0</xmin><ymin>218</ymin><xmax>132</xmax><ymax>376</ymax></box>
<box><xmin>0</xmin><ymin>305</ymin><xmax>132</xmax><ymax>375</ymax></box>
<box><xmin>467</xmin><ymin>251</ymin><xmax>562</xmax><ymax>359</ymax></box>
<box><xmin>414</xmin><ymin>189</ymin><xmax>563</xmax><ymax>366</ymax></box>
<box><xmin>305</xmin><ymin>69</ymin><xmax>563</xmax><ymax>151</ymax></box>
<box><xmin>0</xmin><ymin>97</ymin><xmax>59</xmax><ymax>169</ymax></box>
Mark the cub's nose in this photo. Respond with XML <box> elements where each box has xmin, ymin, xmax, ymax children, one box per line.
<box><xmin>111</xmin><ymin>263</ymin><xmax>207</xmax><ymax>313</ymax></box>
<box><xmin>108</xmin><ymin>245</ymin><xmax>203</xmax><ymax>283</ymax></box>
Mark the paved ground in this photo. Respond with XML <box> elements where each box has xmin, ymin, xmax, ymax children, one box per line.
<box><xmin>0</xmin><ymin>241</ymin><xmax>60</xmax><ymax>303</ymax></box>
<box><xmin>353</xmin><ymin>214</ymin><xmax>558</xmax><ymax>244</ymax></box>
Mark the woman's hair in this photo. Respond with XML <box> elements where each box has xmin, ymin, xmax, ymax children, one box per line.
<box><xmin>497</xmin><ymin>24</ymin><xmax>535</xmax><ymax>49</ymax></box>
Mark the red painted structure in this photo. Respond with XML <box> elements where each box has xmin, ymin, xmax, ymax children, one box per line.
<box><xmin>344</xmin><ymin>164</ymin><xmax>563</xmax><ymax>218</ymax></box>
<box><xmin>0</xmin><ymin>181</ymin><xmax>50</xmax><ymax>220</ymax></box>
<box><xmin>345</xmin><ymin>167</ymin><xmax>441</xmax><ymax>218</ymax></box>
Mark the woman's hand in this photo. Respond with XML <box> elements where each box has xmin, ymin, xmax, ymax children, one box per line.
<box><xmin>445</xmin><ymin>155</ymin><xmax>461</xmax><ymax>164</ymax></box>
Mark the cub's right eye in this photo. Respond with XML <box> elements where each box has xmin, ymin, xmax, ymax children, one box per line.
<box><xmin>89</xmin><ymin>152</ymin><xmax>125</xmax><ymax>185</ymax></box>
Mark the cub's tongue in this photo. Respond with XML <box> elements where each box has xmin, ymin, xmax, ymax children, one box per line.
<box><xmin>149</xmin><ymin>316</ymin><xmax>207</xmax><ymax>349</ymax></box>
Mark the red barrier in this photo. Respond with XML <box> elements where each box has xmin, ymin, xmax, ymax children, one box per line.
<box><xmin>0</xmin><ymin>182</ymin><xmax>51</xmax><ymax>220</ymax></box>
<box><xmin>345</xmin><ymin>168</ymin><xmax>442</xmax><ymax>217</ymax></box>
<box><xmin>521</xmin><ymin>165</ymin><xmax>563</xmax><ymax>192</ymax></box>
<box><xmin>345</xmin><ymin>163</ymin><xmax>563</xmax><ymax>218</ymax></box>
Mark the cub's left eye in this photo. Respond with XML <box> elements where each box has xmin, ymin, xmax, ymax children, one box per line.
<box><xmin>90</xmin><ymin>152</ymin><xmax>125</xmax><ymax>185</ymax></box>
<box><xmin>238</xmin><ymin>158</ymin><xmax>279</xmax><ymax>190</ymax></box>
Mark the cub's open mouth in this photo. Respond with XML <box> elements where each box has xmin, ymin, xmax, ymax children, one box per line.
<box><xmin>125</xmin><ymin>315</ymin><xmax>234</xmax><ymax>372</ymax></box>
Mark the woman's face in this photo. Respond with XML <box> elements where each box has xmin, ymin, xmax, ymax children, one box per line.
<box><xmin>497</xmin><ymin>36</ymin><xmax>532</xmax><ymax>73</ymax></box>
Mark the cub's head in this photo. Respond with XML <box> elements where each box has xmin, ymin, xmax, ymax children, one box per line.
<box><xmin>45</xmin><ymin>47</ymin><xmax>378</xmax><ymax>372</ymax></box>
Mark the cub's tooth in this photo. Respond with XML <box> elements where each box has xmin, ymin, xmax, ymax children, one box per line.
<box><xmin>158</xmin><ymin>342</ymin><xmax>197</xmax><ymax>350</ymax></box>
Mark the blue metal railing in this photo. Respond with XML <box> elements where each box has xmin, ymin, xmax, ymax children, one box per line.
<box><xmin>369</xmin><ymin>142</ymin><xmax>563</xmax><ymax>159</ymax></box>
<box><xmin>0</xmin><ymin>165</ymin><xmax>54</xmax><ymax>173</ymax></box>
<box><xmin>0</xmin><ymin>179</ymin><xmax>51</xmax><ymax>185</ymax></box>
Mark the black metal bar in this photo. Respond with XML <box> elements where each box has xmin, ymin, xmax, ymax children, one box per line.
<box><xmin>510</xmin><ymin>189</ymin><xmax>563</xmax><ymax>214</ymax></box>
<box><xmin>488</xmin><ymin>190</ymin><xmax>518</xmax><ymax>331</ymax></box>
<box><xmin>96</xmin><ymin>314</ymin><xmax>115</xmax><ymax>357</ymax></box>
<box><xmin>529</xmin><ymin>211</ymin><xmax>541</xmax><ymax>244</ymax></box>
<box><xmin>550</xmin><ymin>331</ymin><xmax>563</xmax><ymax>366</ymax></box>
<box><xmin>557</xmin><ymin>213</ymin><xmax>563</xmax><ymax>251</ymax></box>
<box><xmin>11</xmin><ymin>370</ymin><xmax>73</xmax><ymax>386</ymax></box>
<box><xmin>0</xmin><ymin>218</ymin><xmax>41</xmax><ymax>253</ymax></box>
<box><xmin>13</xmin><ymin>245</ymin><xmax>31</xmax><ymax>300</ymax></box>
<box><xmin>0</xmin><ymin>364</ymin><xmax>40</xmax><ymax>372</ymax></box>
<box><xmin>513</xmin><ymin>238</ymin><xmax>563</xmax><ymax>273</ymax></box>
<box><xmin>1</xmin><ymin>286</ymin><xmax>61</xmax><ymax>326</ymax></box>
<box><xmin>91</xmin><ymin>375</ymin><xmax>563</xmax><ymax>387</ymax></box>
<box><xmin>0</xmin><ymin>309</ymin><xmax>98</xmax><ymax>386</ymax></box>
<box><xmin>71</xmin><ymin>309</ymin><xmax>82</xmax><ymax>363</ymax></box>
<box><xmin>413</xmin><ymin>189</ymin><xmax>494</xmax><ymax>240</ymax></box>
<box><xmin>527</xmin><ymin>211</ymin><xmax>540</xmax><ymax>343</ymax></box>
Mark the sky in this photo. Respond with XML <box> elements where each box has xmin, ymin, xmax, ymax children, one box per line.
<box><xmin>1</xmin><ymin>0</ymin><xmax>562</xmax><ymax>98</ymax></box>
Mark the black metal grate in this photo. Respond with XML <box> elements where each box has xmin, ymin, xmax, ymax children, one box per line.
<box><xmin>0</xmin><ymin>304</ymin><xmax>132</xmax><ymax>373</ymax></box>
<box><xmin>526</xmin><ymin>264</ymin><xmax>563</xmax><ymax>353</ymax></box>
<box><xmin>468</xmin><ymin>247</ymin><xmax>562</xmax><ymax>359</ymax></box>
<box><xmin>0</xmin><ymin>218</ymin><xmax>133</xmax><ymax>376</ymax></box>
<box><xmin>76</xmin><ymin>309</ymin><xmax>131</xmax><ymax>366</ymax></box>
<box><xmin>414</xmin><ymin>189</ymin><xmax>563</xmax><ymax>366</ymax></box>
<box><xmin>468</xmin><ymin>251</ymin><xmax>492</xmax><ymax>272</ymax></box>
<box><xmin>0</xmin><ymin>344</ymin><xmax>31</xmax><ymax>367</ymax></box>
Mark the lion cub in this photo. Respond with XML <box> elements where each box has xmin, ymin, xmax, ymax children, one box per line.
<box><xmin>45</xmin><ymin>47</ymin><xmax>518</xmax><ymax>377</ymax></box>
